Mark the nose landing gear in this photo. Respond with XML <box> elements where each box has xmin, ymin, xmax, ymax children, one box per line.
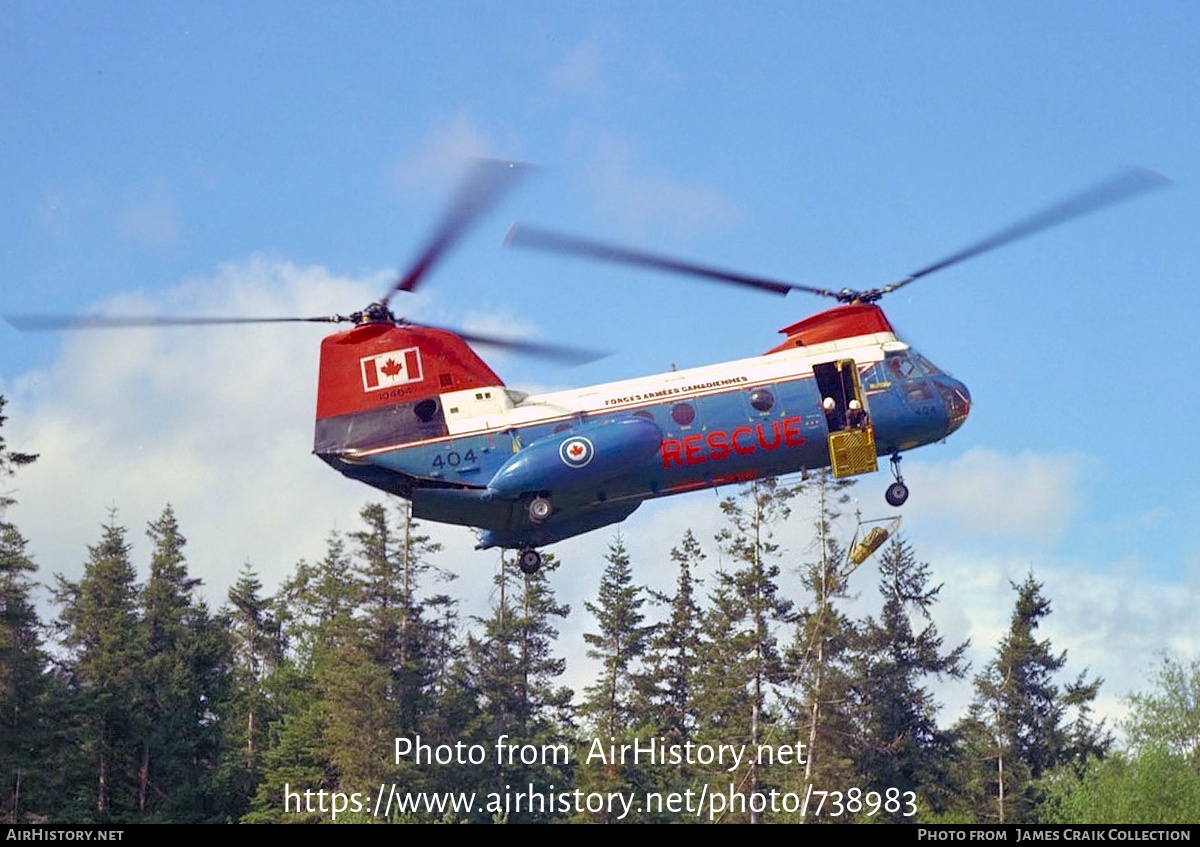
<box><xmin>885</xmin><ymin>453</ymin><xmax>909</xmax><ymax>507</ymax></box>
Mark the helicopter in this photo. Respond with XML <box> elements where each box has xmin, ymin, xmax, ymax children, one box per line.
<box><xmin>7</xmin><ymin>161</ymin><xmax>1167</xmax><ymax>574</ymax></box>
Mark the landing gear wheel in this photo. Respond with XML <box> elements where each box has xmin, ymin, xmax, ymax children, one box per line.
<box><xmin>518</xmin><ymin>548</ymin><xmax>542</xmax><ymax>574</ymax></box>
<box><xmin>886</xmin><ymin>482</ymin><xmax>909</xmax><ymax>507</ymax></box>
<box><xmin>528</xmin><ymin>496</ymin><xmax>552</xmax><ymax>523</ymax></box>
<box><xmin>886</xmin><ymin>452</ymin><xmax>908</xmax><ymax>507</ymax></box>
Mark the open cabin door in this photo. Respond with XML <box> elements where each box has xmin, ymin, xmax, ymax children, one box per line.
<box><xmin>813</xmin><ymin>359</ymin><xmax>878</xmax><ymax>478</ymax></box>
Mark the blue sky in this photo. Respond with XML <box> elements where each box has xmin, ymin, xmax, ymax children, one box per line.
<box><xmin>3</xmin><ymin>2</ymin><xmax>1198</xmax><ymax>721</ymax></box>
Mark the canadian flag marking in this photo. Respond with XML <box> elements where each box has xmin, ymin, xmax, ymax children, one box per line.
<box><xmin>361</xmin><ymin>347</ymin><xmax>423</xmax><ymax>391</ymax></box>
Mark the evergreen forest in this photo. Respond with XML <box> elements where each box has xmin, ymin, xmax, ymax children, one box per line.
<box><xmin>2</xmin><ymin>395</ymin><xmax>1197</xmax><ymax>824</ymax></box>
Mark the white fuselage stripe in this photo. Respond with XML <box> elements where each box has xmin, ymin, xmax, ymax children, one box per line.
<box><xmin>340</xmin><ymin>330</ymin><xmax>900</xmax><ymax>459</ymax></box>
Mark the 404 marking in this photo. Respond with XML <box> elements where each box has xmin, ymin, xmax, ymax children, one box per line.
<box><xmin>431</xmin><ymin>449</ymin><xmax>478</xmax><ymax>469</ymax></box>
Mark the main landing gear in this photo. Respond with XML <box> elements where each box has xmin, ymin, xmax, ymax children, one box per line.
<box><xmin>518</xmin><ymin>548</ymin><xmax>542</xmax><ymax>574</ymax></box>
<box><xmin>885</xmin><ymin>452</ymin><xmax>909</xmax><ymax>507</ymax></box>
<box><xmin>518</xmin><ymin>495</ymin><xmax>552</xmax><ymax>573</ymax></box>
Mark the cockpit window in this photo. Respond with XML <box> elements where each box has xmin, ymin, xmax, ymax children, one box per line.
<box><xmin>903</xmin><ymin>382</ymin><xmax>934</xmax><ymax>402</ymax></box>
<box><xmin>914</xmin><ymin>354</ymin><xmax>942</xmax><ymax>376</ymax></box>
<box><xmin>885</xmin><ymin>351</ymin><xmax>920</xmax><ymax>380</ymax></box>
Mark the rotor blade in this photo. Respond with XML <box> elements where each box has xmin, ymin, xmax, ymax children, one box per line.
<box><xmin>506</xmin><ymin>224</ymin><xmax>839</xmax><ymax>299</ymax></box>
<box><xmin>886</xmin><ymin>167</ymin><xmax>1171</xmax><ymax>293</ymax></box>
<box><xmin>5</xmin><ymin>314</ymin><xmax>347</xmax><ymax>331</ymax></box>
<box><xmin>423</xmin><ymin>322</ymin><xmax>607</xmax><ymax>365</ymax></box>
<box><xmin>381</xmin><ymin>158</ymin><xmax>532</xmax><ymax>307</ymax></box>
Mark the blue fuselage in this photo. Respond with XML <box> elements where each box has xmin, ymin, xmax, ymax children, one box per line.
<box><xmin>318</xmin><ymin>337</ymin><xmax>969</xmax><ymax>550</ymax></box>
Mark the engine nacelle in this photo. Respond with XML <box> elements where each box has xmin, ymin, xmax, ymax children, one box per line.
<box><xmin>487</xmin><ymin>417</ymin><xmax>663</xmax><ymax>497</ymax></box>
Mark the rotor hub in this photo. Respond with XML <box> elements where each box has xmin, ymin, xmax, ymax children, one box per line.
<box><xmin>353</xmin><ymin>302</ymin><xmax>397</xmax><ymax>325</ymax></box>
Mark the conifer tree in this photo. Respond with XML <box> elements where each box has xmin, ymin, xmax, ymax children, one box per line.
<box><xmin>0</xmin><ymin>398</ymin><xmax>49</xmax><ymax>822</ymax></box>
<box><xmin>956</xmin><ymin>573</ymin><xmax>1107</xmax><ymax>823</ymax></box>
<box><xmin>693</xmin><ymin>565</ymin><xmax>755</xmax><ymax>740</ymax></box>
<box><xmin>464</xmin><ymin>553</ymin><xmax>573</xmax><ymax>822</ymax></box>
<box><xmin>422</xmin><ymin>591</ymin><xmax>464</xmax><ymax>707</ymax></box>
<box><xmin>581</xmin><ymin>534</ymin><xmax>652</xmax><ymax>737</ymax></box>
<box><xmin>226</xmin><ymin>564</ymin><xmax>281</xmax><ymax>763</ymax></box>
<box><xmin>646</xmin><ymin>530</ymin><xmax>705</xmax><ymax>747</ymax></box>
<box><xmin>788</xmin><ymin>472</ymin><xmax>859</xmax><ymax>800</ymax></box>
<box><xmin>417</xmin><ymin>590</ymin><xmax>480</xmax><ymax>809</ymax></box>
<box><xmin>274</xmin><ymin>532</ymin><xmax>360</xmax><ymax>646</ymax></box>
<box><xmin>620</xmin><ymin>530</ymin><xmax>709</xmax><ymax>821</ymax></box>
<box><xmin>350</xmin><ymin>501</ymin><xmax>444</xmax><ymax>738</ymax></box>
<box><xmin>697</xmin><ymin>480</ymin><xmax>799</xmax><ymax>822</ymax></box>
<box><xmin>223</xmin><ymin>563</ymin><xmax>281</xmax><ymax>817</ymax></box>
<box><xmin>55</xmin><ymin>515</ymin><xmax>145</xmax><ymax>820</ymax></box>
<box><xmin>0</xmin><ymin>519</ymin><xmax>47</xmax><ymax>823</ymax></box>
<box><xmin>138</xmin><ymin>506</ymin><xmax>192</xmax><ymax>815</ymax></box>
<box><xmin>0</xmin><ymin>398</ymin><xmax>37</xmax><ymax>479</ymax></box>
<box><xmin>137</xmin><ymin>506</ymin><xmax>231</xmax><ymax>821</ymax></box>
<box><xmin>248</xmin><ymin>533</ymin><xmax>365</xmax><ymax>821</ymax></box>
<box><xmin>850</xmin><ymin>537</ymin><xmax>968</xmax><ymax>819</ymax></box>
<box><xmin>243</xmin><ymin>683</ymin><xmax>326</xmax><ymax>824</ymax></box>
<box><xmin>576</xmin><ymin>534</ymin><xmax>657</xmax><ymax>822</ymax></box>
<box><xmin>313</xmin><ymin>630</ymin><xmax>394</xmax><ymax>791</ymax></box>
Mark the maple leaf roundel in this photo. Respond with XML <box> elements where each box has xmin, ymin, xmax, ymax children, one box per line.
<box><xmin>558</xmin><ymin>436</ymin><xmax>595</xmax><ymax>469</ymax></box>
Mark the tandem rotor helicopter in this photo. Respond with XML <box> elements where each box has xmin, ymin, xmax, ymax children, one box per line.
<box><xmin>7</xmin><ymin>161</ymin><xmax>1167</xmax><ymax>573</ymax></box>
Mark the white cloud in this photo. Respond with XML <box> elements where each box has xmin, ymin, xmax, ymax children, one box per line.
<box><xmin>921</xmin><ymin>547</ymin><xmax>1200</xmax><ymax>728</ymax></box>
<box><xmin>903</xmin><ymin>447</ymin><xmax>1083</xmax><ymax>544</ymax></box>
<box><xmin>390</xmin><ymin>113</ymin><xmax>496</xmax><ymax>194</ymax></box>
<box><xmin>577</xmin><ymin>134</ymin><xmax>740</xmax><ymax>239</ymax></box>
<box><xmin>6</xmin><ymin>258</ymin><xmax>391</xmax><ymax>603</ymax></box>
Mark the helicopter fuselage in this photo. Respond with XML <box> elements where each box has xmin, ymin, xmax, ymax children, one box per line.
<box><xmin>314</xmin><ymin>304</ymin><xmax>970</xmax><ymax>551</ymax></box>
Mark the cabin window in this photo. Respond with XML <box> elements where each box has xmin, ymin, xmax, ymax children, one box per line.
<box><xmin>749</xmin><ymin>388</ymin><xmax>775</xmax><ymax>412</ymax></box>
<box><xmin>671</xmin><ymin>403</ymin><xmax>696</xmax><ymax>427</ymax></box>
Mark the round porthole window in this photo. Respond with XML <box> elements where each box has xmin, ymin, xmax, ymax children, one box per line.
<box><xmin>749</xmin><ymin>388</ymin><xmax>775</xmax><ymax>412</ymax></box>
<box><xmin>671</xmin><ymin>402</ymin><xmax>696</xmax><ymax>426</ymax></box>
<box><xmin>413</xmin><ymin>399</ymin><xmax>438</xmax><ymax>422</ymax></box>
